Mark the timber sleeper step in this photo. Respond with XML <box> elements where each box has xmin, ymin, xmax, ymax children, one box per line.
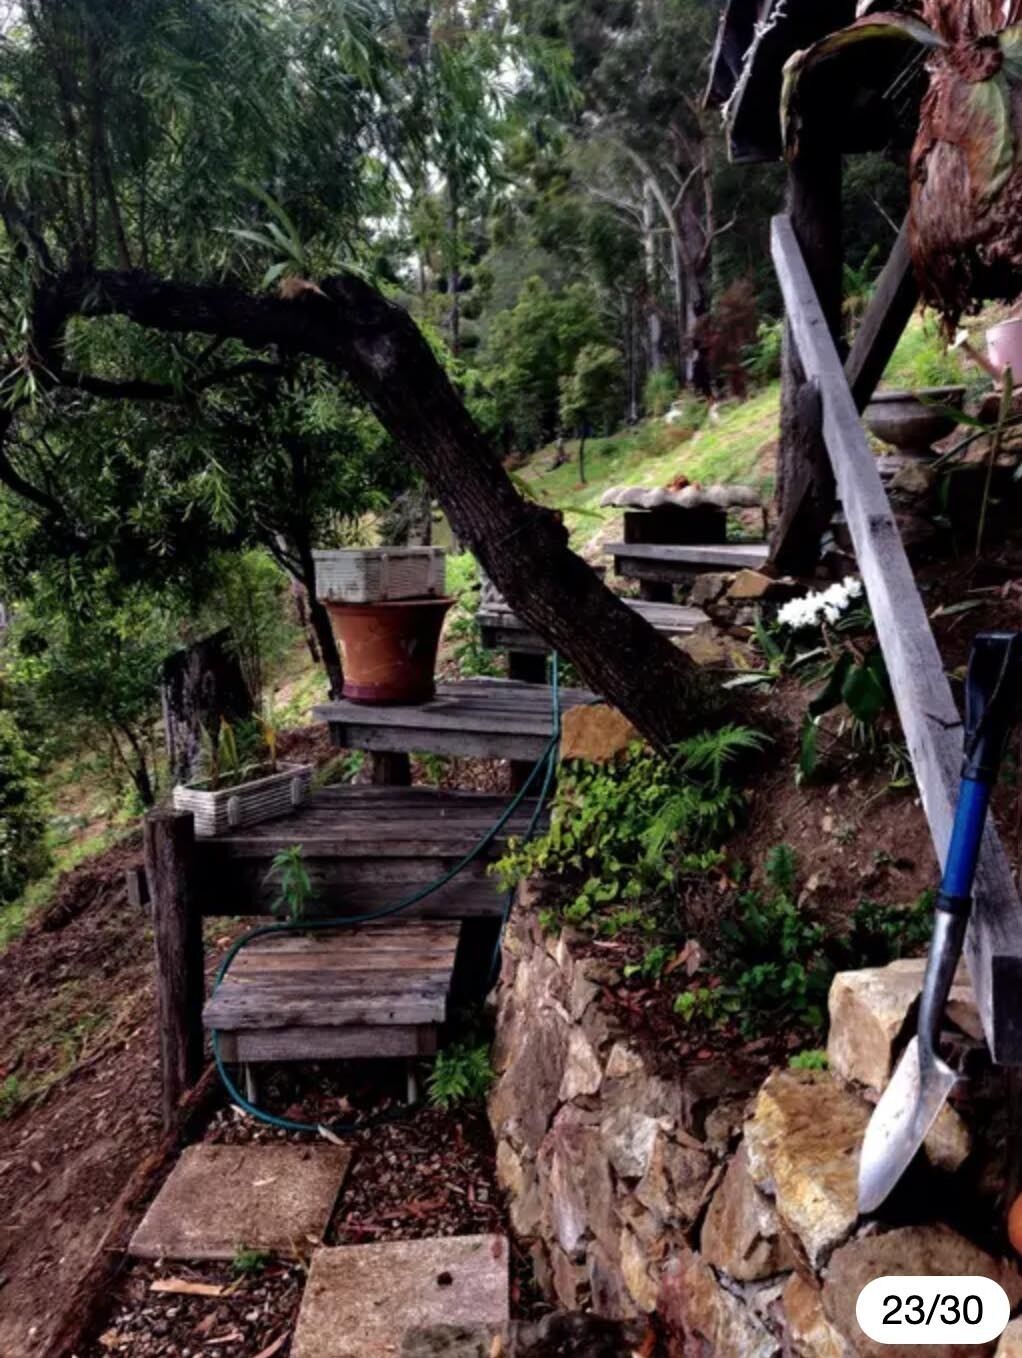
<box><xmin>205</xmin><ymin>921</ymin><xmax>461</xmax><ymax>1063</ymax></box>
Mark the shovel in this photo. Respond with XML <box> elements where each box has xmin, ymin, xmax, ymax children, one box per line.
<box><xmin>858</xmin><ymin>630</ymin><xmax>1022</xmax><ymax>1214</ymax></box>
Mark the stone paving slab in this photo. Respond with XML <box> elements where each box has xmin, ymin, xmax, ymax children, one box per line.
<box><xmin>129</xmin><ymin>1143</ymin><xmax>351</xmax><ymax>1261</ymax></box>
<box><xmin>293</xmin><ymin>1234</ymin><xmax>509</xmax><ymax>1358</ymax></box>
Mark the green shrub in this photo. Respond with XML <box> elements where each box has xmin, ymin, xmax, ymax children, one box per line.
<box><xmin>496</xmin><ymin>725</ymin><xmax>767</xmax><ymax>930</ymax></box>
<box><xmin>0</xmin><ymin>710</ymin><xmax>49</xmax><ymax>909</ymax></box>
<box><xmin>675</xmin><ymin>848</ymin><xmax>937</xmax><ymax>1039</ymax></box>
<box><xmin>643</xmin><ymin>367</ymin><xmax>680</xmax><ymax>418</ymax></box>
<box><xmin>427</xmin><ymin>1040</ymin><xmax>494</xmax><ymax>1109</ymax></box>
<box><xmin>743</xmin><ymin>319</ymin><xmax>783</xmax><ymax>385</ymax></box>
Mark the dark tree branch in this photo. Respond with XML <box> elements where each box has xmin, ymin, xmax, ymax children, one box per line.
<box><xmin>16</xmin><ymin>264</ymin><xmax>721</xmax><ymax>749</ymax></box>
<box><xmin>53</xmin><ymin>358</ymin><xmax>286</xmax><ymax>402</ymax></box>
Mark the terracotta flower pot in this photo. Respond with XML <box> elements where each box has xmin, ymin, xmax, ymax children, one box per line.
<box><xmin>326</xmin><ymin>596</ymin><xmax>454</xmax><ymax>704</ymax></box>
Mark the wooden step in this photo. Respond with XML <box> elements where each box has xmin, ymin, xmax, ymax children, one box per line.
<box><xmin>193</xmin><ymin>784</ymin><xmax>545</xmax><ymax>919</ymax></box>
<box><xmin>607</xmin><ymin>540</ymin><xmax>769</xmax><ymax>582</ymax></box>
<box><xmin>314</xmin><ymin>678</ymin><xmax>593</xmax><ymax>763</ymax></box>
<box><xmin>477</xmin><ymin>598</ymin><xmax>709</xmax><ymax>655</ymax></box>
<box><xmin>205</xmin><ymin>921</ymin><xmax>460</xmax><ymax>1062</ymax></box>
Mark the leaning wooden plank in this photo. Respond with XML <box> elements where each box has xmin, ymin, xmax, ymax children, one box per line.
<box><xmin>844</xmin><ymin>216</ymin><xmax>919</xmax><ymax>412</ymax></box>
<box><xmin>772</xmin><ymin>211</ymin><xmax>1022</xmax><ymax>1066</ymax></box>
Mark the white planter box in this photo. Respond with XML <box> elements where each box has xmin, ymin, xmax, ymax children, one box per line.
<box><xmin>172</xmin><ymin>762</ymin><xmax>313</xmax><ymax>838</ymax></box>
<box><xmin>313</xmin><ymin>547</ymin><xmax>446</xmax><ymax>604</ymax></box>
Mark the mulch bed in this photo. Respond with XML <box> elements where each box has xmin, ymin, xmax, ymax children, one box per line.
<box><xmin>85</xmin><ymin>1064</ymin><xmax>518</xmax><ymax>1358</ymax></box>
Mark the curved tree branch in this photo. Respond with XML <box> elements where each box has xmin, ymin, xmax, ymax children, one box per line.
<box><xmin>13</xmin><ymin>265</ymin><xmax>722</xmax><ymax>749</ymax></box>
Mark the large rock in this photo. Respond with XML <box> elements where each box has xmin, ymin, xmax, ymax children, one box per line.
<box><xmin>997</xmin><ymin>1319</ymin><xmax>1022</xmax><ymax>1356</ymax></box>
<box><xmin>658</xmin><ymin>1246</ymin><xmax>780</xmax><ymax>1358</ymax></box>
<box><xmin>781</xmin><ymin>1274</ymin><xmax>845</xmax><ymax>1358</ymax></box>
<box><xmin>701</xmin><ymin>1143</ymin><xmax>797</xmax><ymax>1282</ymax></box>
<box><xmin>619</xmin><ymin>1225</ymin><xmax>659</xmax><ymax>1312</ymax></box>
<box><xmin>634</xmin><ymin>1128</ymin><xmax>712</xmax><ymax>1228</ymax></box>
<box><xmin>600</xmin><ymin>1107</ymin><xmax>664</xmax><ymax>1181</ymax></box>
<box><xmin>744</xmin><ymin>1070</ymin><xmax>869</xmax><ymax>1269</ymax></box>
<box><xmin>587</xmin><ymin>1240</ymin><xmax>639</xmax><ymax>1321</ymax></box>
<box><xmin>560</xmin><ymin>705</ymin><xmax>639</xmax><ymax>763</ymax></box>
<box><xmin>823</xmin><ymin>1225</ymin><xmax>1022</xmax><ymax>1358</ymax></box>
<box><xmin>690</xmin><ymin>572</ymin><xmax>734</xmax><ymax>607</ymax></box>
<box><xmin>489</xmin><ymin>1007</ymin><xmax>569</xmax><ymax>1153</ymax></box>
<box><xmin>675</xmin><ymin>630</ymin><xmax>727</xmax><ymax>667</ymax></box>
<box><xmin>541</xmin><ymin>1106</ymin><xmax>605</xmax><ymax>1255</ymax></box>
<box><xmin>559</xmin><ymin>1029</ymin><xmax>603</xmax><ymax>1102</ymax></box>
<box><xmin>828</xmin><ymin>960</ymin><xmax>980</xmax><ymax>1092</ymax></box>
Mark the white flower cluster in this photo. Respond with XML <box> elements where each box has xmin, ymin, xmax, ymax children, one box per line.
<box><xmin>776</xmin><ymin>576</ymin><xmax>864</xmax><ymax>630</ymax></box>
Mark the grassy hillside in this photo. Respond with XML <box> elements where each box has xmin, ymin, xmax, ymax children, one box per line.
<box><xmin>515</xmin><ymin>309</ymin><xmax>984</xmax><ymax>549</ymax></box>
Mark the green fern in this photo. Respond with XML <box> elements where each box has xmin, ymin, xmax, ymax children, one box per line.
<box><xmin>426</xmin><ymin>1041</ymin><xmax>493</xmax><ymax>1110</ymax></box>
<box><xmin>674</xmin><ymin>724</ymin><xmax>770</xmax><ymax>788</ymax></box>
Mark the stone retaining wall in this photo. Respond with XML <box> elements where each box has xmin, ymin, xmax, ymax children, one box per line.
<box><xmin>489</xmin><ymin>903</ymin><xmax>1022</xmax><ymax>1356</ymax></box>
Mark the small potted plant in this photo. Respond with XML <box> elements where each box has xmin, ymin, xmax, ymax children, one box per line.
<box><xmin>315</xmin><ymin>547</ymin><xmax>453</xmax><ymax>705</ymax></box>
<box><xmin>173</xmin><ymin>711</ymin><xmax>312</xmax><ymax>837</ymax></box>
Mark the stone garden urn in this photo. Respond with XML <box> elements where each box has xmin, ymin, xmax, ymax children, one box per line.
<box><xmin>863</xmin><ymin>386</ymin><xmax>965</xmax><ymax>459</ymax></box>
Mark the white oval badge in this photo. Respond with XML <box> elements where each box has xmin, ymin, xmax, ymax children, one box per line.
<box><xmin>856</xmin><ymin>1275</ymin><xmax>1010</xmax><ymax>1345</ymax></box>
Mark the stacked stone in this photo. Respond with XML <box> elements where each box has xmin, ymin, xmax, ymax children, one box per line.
<box><xmin>490</xmin><ymin>909</ymin><xmax>1022</xmax><ymax>1357</ymax></box>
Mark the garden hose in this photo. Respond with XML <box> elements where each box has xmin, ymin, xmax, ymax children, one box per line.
<box><xmin>211</xmin><ymin>655</ymin><xmax>563</xmax><ymax>1137</ymax></box>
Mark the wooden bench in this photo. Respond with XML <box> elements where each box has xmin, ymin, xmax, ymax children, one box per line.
<box><xmin>313</xmin><ymin>678</ymin><xmax>593</xmax><ymax>766</ymax></box>
<box><xmin>205</xmin><ymin>921</ymin><xmax>461</xmax><ymax>1065</ymax></box>
<box><xmin>477</xmin><ymin>598</ymin><xmax>709</xmax><ymax>657</ymax></box>
<box><xmin>607</xmin><ymin>541</ymin><xmax>769</xmax><ymax>599</ymax></box>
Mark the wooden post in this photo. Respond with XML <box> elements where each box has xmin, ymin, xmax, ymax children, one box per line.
<box><xmin>365</xmin><ymin>751</ymin><xmax>412</xmax><ymax>785</ymax></box>
<box><xmin>144</xmin><ymin>810</ymin><xmax>205</xmax><ymax>1128</ymax></box>
<box><xmin>508</xmin><ymin>651</ymin><xmax>548</xmax><ymax>790</ymax></box>
<box><xmin>772</xmin><ymin>143</ymin><xmax>843</xmax><ymax>576</ymax></box>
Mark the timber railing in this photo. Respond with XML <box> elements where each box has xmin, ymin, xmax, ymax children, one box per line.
<box><xmin>772</xmin><ymin>213</ymin><xmax>1022</xmax><ymax>1066</ymax></box>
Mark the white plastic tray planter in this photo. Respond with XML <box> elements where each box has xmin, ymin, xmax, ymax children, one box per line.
<box><xmin>312</xmin><ymin>547</ymin><xmax>446</xmax><ymax>604</ymax></box>
<box><xmin>172</xmin><ymin>762</ymin><xmax>313</xmax><ymax>838</ymax></box>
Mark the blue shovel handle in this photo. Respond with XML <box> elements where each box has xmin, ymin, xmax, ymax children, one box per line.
<box><xmin>919</xmin><ymin>633</ymin><xmax>1022</xmax><ymax>1059</ymax></box>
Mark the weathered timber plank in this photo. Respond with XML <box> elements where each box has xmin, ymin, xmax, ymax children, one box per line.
<box><xmin>606</xmin><ymin>542</ymin><xmax>769</xmax><ymax>568</ymax></box>
<box><xmin>330</xmin><ymin>725</ymin><xmax>555</xmax><ymax>762</ymax></box>
<box><xmin>196</xmin><ymin>868</ymin><xmax>505</xmax><ymax>919</ymax></box>
<box><xmin>218</xmin><ymin>1025</ymin><xmax>438</xmax><ymax>1063</ymax></box>
<box><xmin>478</xmin><ymin>600</ymin><xmax>709</xmax><ymax>655</ymax></box>
<box><xmin>845</xmin><ymin>217</ymin><xmax>919</xmax><ymax>411</ymax></box>
<box><xmin>203</xmin><ymin>988</ymin><xmax>447</xmax><ymax>1029</ymax></box>
<box><xmin>772</xmin><ymin>211</ymin><xmax>1022</xmax><ymax>1065</ymax></box>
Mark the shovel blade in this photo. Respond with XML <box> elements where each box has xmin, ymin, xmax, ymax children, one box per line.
<box><xmin>858</xmin><ymin>1037</ymin><xmax>958</xmax><ymax>1214</ymax></box>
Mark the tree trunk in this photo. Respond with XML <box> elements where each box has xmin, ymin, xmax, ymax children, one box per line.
<box><xmin>643</xmin><ymin>182</ymin><xmax>663</xmax><ymax>374</ymax></box>
<box><xmin>47</xmin><ymin>267</ymin><xmax>727</xmax><ymax>752</ymax></box>
<box><xmin>446</xmin><ymin>170</ymin><xmax>461</xmax><ymax>357</ymax></box>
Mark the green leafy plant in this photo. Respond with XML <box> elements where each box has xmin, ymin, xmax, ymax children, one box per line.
<box><xmin>789</xmin><ymin>1049</ymin><xmax>829</xmax><ymax>1071</ymax></box>
<box><xmin>0</xmin><ymin>710</ymin><xmax>50</xmax><ymax>909</ymax></box>
<box><xmin>675</xmin><ymin>849</ymin><xmax>938</xmax><ymax>1040</ymax></box>
<box><xmin>0</xmin><ymin>1073</ymin><xmax>24</xmax><ymax>1120</ymax></box>
<box><xmin>231</xmin><ymin>1246</ymin><xmax>271</xmax><ymax>1277</ymax></box>
<box><xmin>269</xmin><ymin>845</ymin><xmax>314</xmax><ymax>923</ymax></box>
<box><xmin>496</xmin><ymin>726</ymin><xmax>767</xmax><ymax>931</ymax></box>
<box><xmin>426</xmin><ymin>1040</ymin><xmax>494</xmax><ymax>1110</ymax></box>
<box><xmin>623</xmin><ymin>943</ymin><xmax>674</xmax><ymax>983</ymax></box>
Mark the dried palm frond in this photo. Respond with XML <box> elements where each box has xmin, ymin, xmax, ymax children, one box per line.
<box><xmin>782</xmin><ymin>0</ymin><xmax>1022</xmax><ymax>329</ymax></box>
